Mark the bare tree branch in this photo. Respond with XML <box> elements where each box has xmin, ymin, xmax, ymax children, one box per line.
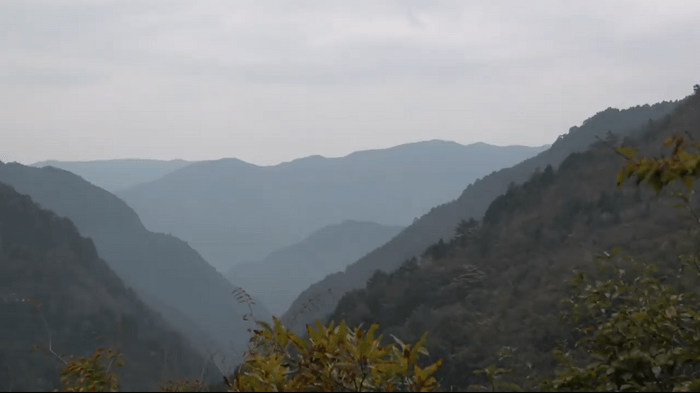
<box><xmin>210</xmin><ymin>351</ymin><xmax>233</xmax><ymax>388</ymax></box>
<box><xmin>196</xmin><ymin>354</ymin><xmax>212</xmax><ymax>393</ymax></box>
<box><xmin>37</xmin><ymin>308</ymin><xmax>67</xmax><ymax>365</ymax></box>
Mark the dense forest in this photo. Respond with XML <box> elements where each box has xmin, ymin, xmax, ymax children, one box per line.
<box><xmin>327</xmin><ymin>88</ymin><xmax>700</xmax><ymax>389</ymax></box>
<box><xmin>284</xmin><ymin>99</ymin><xmax>682</xmax><ymax>333</ymax></box>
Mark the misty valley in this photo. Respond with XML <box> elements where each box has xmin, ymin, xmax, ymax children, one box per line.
<box><xmin>3</xmin><ymin>2</ymin><xmax>700</xmax><ymax>390</ymax></box>
<box><xmin>4</xmin><ymin>88</ymin><xmax>700</xmax><ymax>391</ymax></box>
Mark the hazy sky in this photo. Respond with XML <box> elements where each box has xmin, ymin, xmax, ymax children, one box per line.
<box><xmin>2</xmin><ymin>0</ymin><xmax>699</xmax><ymax>166</ymax></box>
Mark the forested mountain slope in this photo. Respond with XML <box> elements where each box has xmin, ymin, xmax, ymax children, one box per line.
<box><xmin>326</xmin><ymin>91</ymin><xmax>700</xmax><ymax>389</ymax></box>
<box><xmin>0</xmin><ymin>182</ymin><xmax>208</xmax><ymax>391</ymax></box>
<box><xmin>283</xmin><ymin>99</ymin><xmax>681</xmax><ymax>331</ymax></box>
<box><xmin>0</xmin><ymin>164</ymin><xmax>270</xmax><ymax>371</ymax></box>
<box><xmin>226</xmin><ymin>220</ymin><xmax>404</xmax><ymax>316</ymax></box>
<box><xmin>116</xmin><ymin>141</ymin><xmax>548</xmax><ymax>271</ymax></box>
<box><xmin>31</xmin><ymin>159</ymin><xmax>191</xmax><ymax>192</ymax></box>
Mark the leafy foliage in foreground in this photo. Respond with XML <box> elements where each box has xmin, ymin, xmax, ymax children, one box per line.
<box><xmin>53</xmin><ymin>317</ymin><xmax>443</xmax><ymax>392</ymax></box>
<box><xmin>542</xmin><ymin>131</ymin><xmax>700</xmax><ymax>392</ymax></box>
<box><xmin>521</xmin><ymin>129</ymin><xmax>700</xmax><ymax>392</ymax></box>
<box><xmin>230</xmin><ymin>317</ymin><xmax>442</xmax><ymax>392</ymax></box>
<box><xmin>59</xmin><ymin>349</ymin><xmax>124</xmax><ymax>392</ymax></box>
<box><xmin>158</xmin><ymin>378</ymin><xmax>209</xmax><ymax>392</ymax></box>
<box><xmin>616</xmin><ymin>134</ymin><xmax>700</xmax><ymax>192</ymax></box>
<box><xmin>543</xmin><ymin>253</ymin><xmax>700</xmax><ymax>392</ymax></box>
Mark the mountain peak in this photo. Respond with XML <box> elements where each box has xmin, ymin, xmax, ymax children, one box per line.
<box><xmin>117</xmin><ymin>140</ymin><xmax>548</xmax><ymax>270</ymax></box>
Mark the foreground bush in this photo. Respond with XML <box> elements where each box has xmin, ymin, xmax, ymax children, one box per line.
<box><xmin>542</xmin><ymin>253</ymin><xmax>700</xmax><ymax>392</ymax></box>
<box><xmin>229</xmin><ymin>317</ymin><xmax>442</xmax><ymax>392</ymax></box>
<box><xmin>58</xmin><ymin>348</ymin><xmax>123</xmax><ymax>392</ymax></box>
<box><xmin>54</xmin><ymin>318</ymin><xmax>442</xmax><ymax>392</ymax></box>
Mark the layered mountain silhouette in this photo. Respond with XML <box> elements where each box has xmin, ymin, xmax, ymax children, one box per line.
<box><xmin>326</xmin><ymin>91</ymin><xmax>700</xmax><ymax>388</ymax></box>
<box><xmin>226</xmin><ymin>220</ymin><xmax>404</xmax><ymax>316</ymax></box>
<box><xmin>31</xmin><ymin>159</ymin><xmax>191</xmax><ymax>192</ymax></box>
<box><xmin>282</xmin><ymin>100</ymin><xmax>681</xmax><ymax>332</ymax></box>
<box><xmin>0</xmin><ymin>182</ymin><xmax>209</xmax><ymax>391</ymax></box>
<box><xmin>116</xmin><ymin>141</ymin><xmax>549</xmax><ymax>271</ymax></box>
<box><xmin>0</xmin><ymin>163</ymin><xmax>270</xmax><ymax>371</ymax></box>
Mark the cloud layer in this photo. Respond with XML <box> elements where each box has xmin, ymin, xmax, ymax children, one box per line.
<box><xmin>2</xmin><ymin>0</ymin><xmax>699</xmax><ymax>164</ymax></box>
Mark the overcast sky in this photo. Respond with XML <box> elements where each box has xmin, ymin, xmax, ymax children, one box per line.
<box><xmin>1</xmin><ymin>0</ymin><xmax>698</xmax><ymax>166</ymax></box>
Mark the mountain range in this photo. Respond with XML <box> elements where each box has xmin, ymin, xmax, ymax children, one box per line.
<box><xmin>0</xmin><ymin>163</ymin><xmax>270</xmax><ymax>371</ymax></box>
<box><xmin>281</xmin><ymin>100</ymin><xmax>682</xmax><ymax>332</ymax></box>
<box><xmin>6</xmin><ymin>90</ymin><xmax>692</xmax><ymax>390</ymax></box>
<box><xmin>116</xmin><ymin>141</ymin><xmax>549</xmax><ymax>271</ymax></box>
<box><xmin>226</xmin><ymin>220</ymin><xmax>404</xmax><ymax>316</ymax></box>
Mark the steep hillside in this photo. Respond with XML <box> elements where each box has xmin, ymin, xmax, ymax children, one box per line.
<box><xmin>283</xmin><ymin>99</ymin><xmax>681</xmax><ymax>331</ymax></box>
<box><xmin>31</xmin><ymin>159</ymin><xmax>191</xmax><ymax>192</ymax></box>
<box><xmin>0</xmin><ymin>182</ymin><xmax>208</xmax><ymax>391</ymax></box>
<box><xmin>116</xmin><ymin>141</ymin><xmax>549</xmax><ymax>271</ymax></box>
<box><xmin>326</xmin><ymin>91</ymin><xmax>700</xmax><ymax>389</ymax></box>
<box><xmin>226</xmin><ymin>220</ymin><xmax>404</xmax><ymax>316</ymax></box>
<box><xmin>0</xmin><ymin>164</ymin><xmax>270</xmax><ymax>371</ymax></box>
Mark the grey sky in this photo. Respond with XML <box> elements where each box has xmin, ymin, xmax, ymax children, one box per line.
<box><xmin>2</xmin><ymin>0</ymin><xmax>698</xmax><ymax>166</ymax></box>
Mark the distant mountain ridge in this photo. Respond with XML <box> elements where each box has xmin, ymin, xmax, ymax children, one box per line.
<box><xmin>281</xmin><ymin>100</ymin><xmax>682</xmax><ymax>331</ymax></box>
<box><xmin>31</xmin><ymin>159</ymin><xmax>191</xmax><ymax>192</ymax></box>
<box><xmin>0</xmin><ymin>163</ymin><xmax>270</xmax><ymax>371</ymax></box>
<box><xmin>0</xmin><ymin>182</ymin><xmax>209</xmax><ymax>391</ymax></box>
<box><xmin>226</xmin><ymin>220</ymin><xmax>404</xmax><ymax>316</ymax></box>
<box><xmin>116</xmin><ymin>140</ymin><xmax>550</xmax><ymax>271</ymax></box>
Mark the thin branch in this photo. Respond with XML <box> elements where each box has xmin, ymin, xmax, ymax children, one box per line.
<box><xmin>672</xmin><ymin>189</ymin><xmax>700</xmax><ymax>229</ymax></box>
<box><xmin>199</xmin><ymin>354</ymin><xmax>211</xmax><ymax>381</ymax></box>
<box><xmin>233</xmin><ymin>287</ymin><xmax>257</xmax><ymax>330</ymax></box>
<box><xmin>161</xmin><ymin>348</ymin><xmax>168</xmax><ymax>382</ymax></box>
<box><xmin>685</xmin><ymin>201</ymin><xmax>700</xmax><ymax>227</ymax></box>
<box><xmin>288</xmin><ymin>288</ymin><xmax>331</xmax><ymax>330</ymax></box>
<box><xmin>38</xmin><ymin>309</ymin><xmax>67</xmax><ymax>365</ymax></box>
<box><xmin>196</xmin><ymin>355</ymin><xmax>212</xmax><ymax>393</ymax></box>
<box><xmin>210</xmin><ymin>352</ymin><xmax>233</xmax><ymax>388</ymax></box>
<box><xmin>106</xmin><ymin>356</ymin><xmax>115</xmax><ymax>374</ymax></box>
<box><xmin>358</xmin><ymin>366</ymin><xmax>368</xmax><ymax>393</ymax></box>
<box><xmin>594</xmin><ymin>135</ymin><xmax>630</xmax><ymax>160</ymax></box>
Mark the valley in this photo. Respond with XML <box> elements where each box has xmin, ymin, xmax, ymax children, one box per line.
<box><xmin>4</xmin><ymin>90</ymin><xmax>699</xmax><ymax>390</ymax></box>
<box><xmin>4</xmin><ymin>2</ymin><xmax>699</xmax><ymax>389</ymax></box>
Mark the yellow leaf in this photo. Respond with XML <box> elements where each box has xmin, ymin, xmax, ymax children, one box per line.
<box><xmin>616</xmin><ymin>146</ymin><xmax>638</xmax><ymax>159</ymax></box>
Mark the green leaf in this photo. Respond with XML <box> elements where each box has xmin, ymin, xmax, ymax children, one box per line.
<box><xmin>616</xmin><ymin>146</ymin><xmax>638</xmax><ymax>159</ymax></box>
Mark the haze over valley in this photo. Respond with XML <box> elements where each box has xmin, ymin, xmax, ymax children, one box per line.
<box><xmin>30</xmin><ymin>159</ymin><xmax>191</xmax><ymax>192</ymax></box>
<box><xmin>115</xmin><ymin>141</ymin><xmax>549</xmax><ymax>271</ymax></box>
<box><xmin>2</xmin><ymin>0</ymin><xmax>700</xmax><ymax>391</ymax></box>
